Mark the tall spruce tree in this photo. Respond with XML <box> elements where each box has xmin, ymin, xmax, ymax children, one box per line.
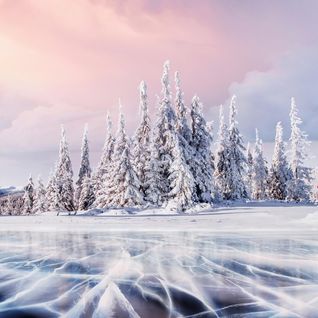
<box><xmin>227</xmin><ymin>96</ymin><xmax>248</xmax><ymax>200</ymax></box>
<box><xmin>152</xmin><ymin>61</ymin><xmax>178</xmax><ymax>201</ymax></box>
<box><xmin>100</xmin><ymin>106</ymin><xmax>143</xmax><ymax>208</ymax></box>
<box><xmin>22</xmin><ymin>175</ymin><xmax>35</xmax><ymax>214</ymax></box>
<box><xmin>287</xmin><ymin>98</ymin><xmax>312</xmax><ymax>202</ymax></box>
<box><xmin>33</xmin><ymin>176</ymin><xmax>47</xmax><ymax>213</ymax></box>
<box><xmin>132</xmin><ymin>81</ymin><xmax>152</xmax><ymax>199</ymax></box>
<box><xmin>190</xmin><ymin>95</ymin><xmax>214</xmax><ymax>203</ymax></box>
<box><xmin>75</xmin><ymin>124</ymin><xmax>92</xmax><ymax>210</ymax></box>
<box><xmin>245</xmin><ymin>142</ymin><xmax>253</xmax><ymax>198</ymax></box>
<box><xmin>214</xmin><ymin>105</ymin><xmax>231</xmax><ymax>200</ymax></box>
<box><xmin>93</xmin><ymin>113</ymin><xmax>115</xmax><ymax>206</ymax></box>
<box><xmin>54</xmin><ymin>126</ymin><xmax>75</xmax><ymax>214</ymax></box>
<box><xmin>268</xmin><ymin>122</ymin><xmax>291</xmax><ymax>200</ymax></box>
<box><xmin>251</xmin><ymin>130</ymin><xmax>268</xmax><ymax>200</ymax></box>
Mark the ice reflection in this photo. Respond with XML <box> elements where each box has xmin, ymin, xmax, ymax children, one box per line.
<box><xmin>0</xmin><ymin>231</ymin><xmax>317</xmax><ymax>317</ymax></box>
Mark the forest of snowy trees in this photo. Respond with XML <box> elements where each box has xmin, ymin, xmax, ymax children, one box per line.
<box><xmin>0</xmin><ymin>61</ymin><xmax>315</xmax><ymax>215</ymax></box>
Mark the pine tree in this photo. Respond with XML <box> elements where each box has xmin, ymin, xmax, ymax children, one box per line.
<box><xmin>74</xmin><ymin>124</ymin><xmax>92</xmax><ymax>210</ymax></box>
<box><xmin>287</xmin><ymin>98</ymin><xmax>312</xmax><ymax>202</ymax></box>
<box><xmin>54</xmin><ymin>126</ymin><xmax>75</xmax><ymax>214</ymax></box>
<box><xmin>190</xmin><ymin>95</ymin><xmax>214</xmax><ymax>202</ymax></box>
<box><xmin>226</xmin><ymin>95</ymin><xmax>248</xmax><ymax>200</ymax></box>
<box><xmin>251</xmin><ymin>130</ymin><xmax>268</xmax><ymax>200</ymax></box>
<box><xmin>168</xmin><ymin>137</ymin><xmax>195</xmax><ymax>211</ymax></box>
<box><xmin>152</xmin><ymin>60</ymin><xmax>178</xmax><ymax>201</ymax></box>
<box><xmin>214</xmin><ymin>105</ymin><xmax>231</xmax><ymax>200</ymax></box>
<box><xmin>78</xmin><ymin>176</ymin><xmax>95</xmax><ymax>211</ymax></box>
<box><xmin>268</xmin><ymin>122</ymin><xmax>291</xmax><ymax>200</ymax></box>
<box><xmin>33</xmin><ymin>176</ymin><xmax>47</xmax><ymax>213</ymax></box>
<box><xmin>99</xmin><ymin>107</ymin><xmax>143</xmax><ymax>208</ymax></box>
<box><xmin>93</xmin><ymin>113</ymin><xmax>115</xmax><ymax>206</ymax></box>
<box><xmin>245</xmin><ymin>142</ymin><xmax>253</xmax><ymax>198</ymax></box>
<box><xmin>22</xmin><ymin>175</ymin><xmax>35</xmax><ymax>214</ymax></box>
<box><xmin>132</xmin><ymin>81</ymin><xmax>152</xmax><ymax>199</ymax></box>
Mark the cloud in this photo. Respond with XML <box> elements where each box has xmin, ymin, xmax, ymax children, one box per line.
<box><xmin>224</xmin><ymin>48</ymin><xmax>318</xmax><ymax>142</ymax></box>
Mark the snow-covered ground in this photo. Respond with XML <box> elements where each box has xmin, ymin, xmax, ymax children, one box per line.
<box><xmin>0</xmin><ymin>203</ymin><xmax>317</xmax><ymax>232</ymax></box>
<box><xmin>0</xmin><ymin>204</ymin><xmax>317</xmax><ymax>317</ymax></box>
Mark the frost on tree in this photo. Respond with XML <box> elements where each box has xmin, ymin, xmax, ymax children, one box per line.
<box><xmin>268</xmin><ymin>122</ymin><xmax>291</xmax><ymax>200</ymax></box>
<box><xmin>78</xmin><ymin>176</ymin><xmax>95</xmax><ymax>211</ymax></box>
<box><xmin>251</xmin><ymin>130</ymin><xmax>268</xmax><ymax>200</ymax></box>
<box><xmin>168</xmin><ymin>136</ymin><xmax>195</xmax><ymax>211</ymax></box>
<box><xmin>22</xmin><ymin>175</ymin><xmax>35</xmax><ymax>214</ymax></box>
<box><xmin>245</xmin><ymin>142</ymin><xmax>253</xmax><ymax>198</ymax></box>
<box><xmin>93</xmin><ymin>113</ymin><xmax>115</xmax><ymax>207</ymax></box>
<box><xmin>33</xmin><ymin>176</ymin><xmax>47</xmax><ymax>213</ymax></box>
<box><xmin>190</xmin><ymin>96</ymin><xmax>214</xmax><ymax>203</ymax></box>
<box><xmin>74</xmin><ymin>124</ymin><xmax>92</xmax><ymax>210</ymax></box>
<box><xmin>100</xmin><ymin>107</ymin><xmax>143</xmax><ymax>208</ymax></box>
<box><xmin>152</xmin><ymin>61</ymin><xmax>178</xmax><ymax>201</ymax></box>
<box><xmin>226</xmin><ymin>96</ymin><xmax>248</xmax><ymax>200</ymax></box>
<box><xmin>287</xmin><ymin>98</ymin><xmax>312</xmax><ymax>202</ymax></box>
<box><xmin>214</xmin><ymin>105</ymin><xmax>231</xmax><ymax>201</ymax></box>
<box><xmin>131</xmin><ymin>81</ymin><xmax>152</xmax><ymax>200</ymax></box>
<box><xmin>54</xmin><ymin>126</ymin><xmax>75</xmax><ymax>213</ymax></box>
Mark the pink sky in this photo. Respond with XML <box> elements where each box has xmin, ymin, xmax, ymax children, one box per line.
<box><xmin>0</xmin><ymin>0</ymin><xmax>317</xmax><ymax>185</ymax></box>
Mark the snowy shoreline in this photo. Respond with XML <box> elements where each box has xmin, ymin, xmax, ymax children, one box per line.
<box><xmin>0</xmin><ymin>205</ymin><xmax>317</xmax><ymax>233</ymax></box>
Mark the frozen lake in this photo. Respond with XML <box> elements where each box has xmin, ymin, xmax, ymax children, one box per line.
<box><xmin>0</xmin><ymin>230</ymin><xmax>317</xmax><ymax>317</ymax></box>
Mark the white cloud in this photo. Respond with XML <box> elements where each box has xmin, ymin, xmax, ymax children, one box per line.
<box><xmin>226</xmin><ymin>47</ymin><xmax>318</xmax><ymax>141</ymax></box>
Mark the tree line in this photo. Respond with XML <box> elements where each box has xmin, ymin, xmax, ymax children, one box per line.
<box><xmin>0</xmin><ymin>61</ymin><xmax>314</xmax><ymax>215</ymax></box>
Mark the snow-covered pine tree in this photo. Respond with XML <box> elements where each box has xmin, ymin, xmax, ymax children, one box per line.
<box><xmin>175</xmin><ymin>71</ymin><xmax>192</xmax><ymax>146</ymax></box>
<box><xmin>74</xmin><ymin>124</ymin><xmax>92</xmax><ymax>210</ymax></box>
<box><xmin>251</xmin><ymin>130</ymin><xmax>268</xmax><ymax>200</ymax></box>
<box><xmin>190</xmin><ymin>95</ymin><xmax>214</xmax><ymax>203</ymax></box>
<box><xmin>46</xmin><ymin>170</ymin><xmax>56</xmax><ymax>211</ymax></box>
<box><xmin>100</xmin><ymin>106</ymin><xmax>143</xmax><ymax>208</ymax></box>
<box><xmin>131</xmin><ymin>81</ymin><xmax>152</xmax><ymax>199</ymax></box>
<box><xmin>152</xmin><ymin>61</ymin><xmax>178</xmax><ymax>201</ymax></box>
<box><xmin>268</xmin><ymin>122</ymin><xmax>291</xmax><ymax>200</ymax></box>
<box><xmin>54</xmin><ymin>126</ymin><xmax>75</xmax><ymax>214</ymax></box>
<box><xmin>5</xmin><ymin>195</ymin><xmax>15</xmax><ymax>215</ymax></box>
<box><xmin>287</xmin><ymin>98</ymin><xmax>312</xmax><ymax>202</ymax></box>
<box><xmin>144</xmin><ymin>137</ymin><xmax>162</xmax><ymax>206</ymax></box>
<box><xmin>78</xmin><ymin>176</ymin><xmax>95</xmax><ymax>211</ymax></box>
<box><xmin>22</xmin><ymin>175</ymin><xmax>35</xmax><ymax>214</ymax></box>
<box><xmin>168</xmin><ymin>136</ymin><xmax>195</xmax><ymax>211</ymax></box>
<box><xmin>93</xmin><ymin>113</ymin><xmax>115</xmax><ymax>206</ymax></box>
<box><xmin>226</xmin><ymin>95</ymin><xmax>248</xmax><ymax>200</ymax></box>
<box><xmin>245</xmin><ymin>142</ymin><xmax>253</xmax><ymax>198</ymax></box>
<box><xmin>214</xmin><ymin>105</ymin><xmax>231</xmax><ymax>200</ymax></box>
<box><xmin>33</xmin><ymin>176</ymin><xmax>47</xmax><ymax>213</ymax></box>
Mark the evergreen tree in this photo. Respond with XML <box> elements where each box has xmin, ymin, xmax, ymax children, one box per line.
<box><xmin>75</xmin><ymin>124</ymin><xmax>92</xmax><ymax>210</ymax></box>
<box><xmin>22</xmin><ymin>175</ymin><xmax>35</xmax><ymax>214</ymax></box>
<box><xmin>268</xmin><ymin>122</ymin><xmax>291</xmax><ymax>200</ymax></box>
<box><xmin>287</xmin><ymin>98</ymin><xmax>312</xmax><ymax>202</ymax></box>
<box><xmin>227</xmin><ymin>96</ymin><xmax>248</xmax><ymax>200</ymax></box>
<box><xmin>93</xmin><ymin>113</ymin><xmax>115</xmax><ymax>206</ymax></box>
<box><xmin>245</xmin><ymin>142</ymin><xmax>253</xmax><ymax>198</ymax></box>
<box><xmin>33</xmin><ymin>176</ymin><xmax>47</xmax><ymax>213</ymax></box>
<box><xmin>168</xmin><ymin>137</ymin><xmax>195</xmax><ymax>211</ymax></box>
<box><xmin>214</xmin><ymin>105</ymin><xmax>231</xmax><ymax>200</ymax></box>
<box><xmin>132</xmin><ymin>81</ymin><xmax>152</xmax><ymax>199</ymax></box>
<box><xmin>99</xmin><ymin>107</ymin><xmax>143</xmax><ymax>208</ymax></box>
<box><xmin>78</xmin><ymin>176</ymin><xmax>95</xmax><ymax>211</ymax></box>
<box><xmin>152</xmin><ymin>60</ymin><xmax>178</xmax><ymax>201</ymax></box>
<box><xmin>190</xmin><ymin>95</ymin><xmax>214</xmax><ymax>203</ymax></box>
<box><xmin>251</xmin><ymin>130</ymin><xmax>268</xmax><ymax>200</ymax></box>
<box><xmin>54</xmin><ymin>126</ymin><xmax>75</xmax><ymax>214</ymax></box>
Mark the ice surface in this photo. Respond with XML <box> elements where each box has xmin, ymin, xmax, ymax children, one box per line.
<box><xmin>0</xmin><ymin>229</ymin><xmax>317</xmax><ymax>317</ymax></box>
